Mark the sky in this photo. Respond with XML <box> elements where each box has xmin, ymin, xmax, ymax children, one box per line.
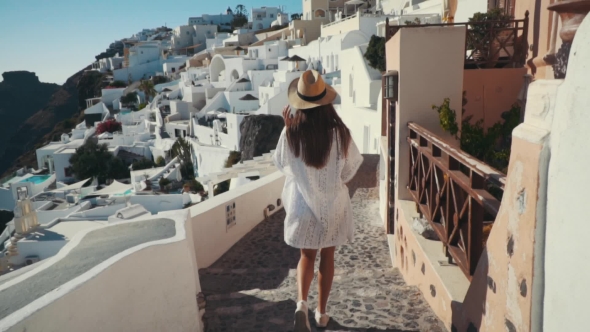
<box><xmin>0</xmin><ymin>0</ymin><xmax>302</xmax><ymax>85</ymax></box>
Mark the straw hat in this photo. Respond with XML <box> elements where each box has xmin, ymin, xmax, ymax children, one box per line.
<box><xmin>288</xmin><ymin>70</ymin><xmax>337</xmax><ymax>110</ymax></box>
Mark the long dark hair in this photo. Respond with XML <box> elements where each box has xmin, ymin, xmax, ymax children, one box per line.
<box><xmin>286</xmin><ymin>104</ymin><xmax>351</xmax><ymax>169</ymax></box>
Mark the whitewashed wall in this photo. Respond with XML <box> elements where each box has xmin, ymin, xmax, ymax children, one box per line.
<box><xmin>189</xmin><ymin>171</ymin><xmax>285</xmax><ymax>267</ymax></box>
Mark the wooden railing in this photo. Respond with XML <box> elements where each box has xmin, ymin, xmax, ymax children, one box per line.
<box><xmin>407</xmin><ymin>123</ymin><xmax>506</xmax><ymax>279</ymax></box>
<box><xmin>385</xmin><ymin>11</ymin><xmax>529</xmax><ymax>69</ymax></box>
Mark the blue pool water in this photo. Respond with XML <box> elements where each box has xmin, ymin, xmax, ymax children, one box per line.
<box><xmin>19</xmin><ymin>175</ymin><xmax>51</xmax><ymax>184</ymax></box>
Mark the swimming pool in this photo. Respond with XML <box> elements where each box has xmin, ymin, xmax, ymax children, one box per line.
<box><xmin>19</xmin><ymin>175</ymin><xmax>51</xmax><ymax>184</ymax></box>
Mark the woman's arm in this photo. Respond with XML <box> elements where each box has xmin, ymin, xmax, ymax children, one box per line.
<box><xmin>341</xmin><ymin>139</ymin><xmax>363</xmax><ymax>184</ymax></box>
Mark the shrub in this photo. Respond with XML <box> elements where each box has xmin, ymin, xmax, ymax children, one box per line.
<box><xmin>120</xmin><ymin>92</ymin><xmax>138</xmax><ymax>105</ymax></box>
<box><xmin>214</xmin><ymin>180</ymin><xmax>230</xmax><ymax>196</ymax></box>
<box><xmin>159</xmin><ymin>177</ymin><xmax>171</xmax><ymax>190</ymax></box>
<box><xmin>224</xmin><ymin>151</ymin><xmax>242</xmax><ymax>168</ymax></box>
<box><xmin>109</xmin><ymin>80</ymin><xmax>127</xmax><ymax>88</ymax></box>
<box><xmin>138</xmin><ymin>102</ymin><xmax>148</xmax><ymax>110</ymax></box>
<box><xmin>96</xmin><ymin>119</ymin><xmax>122</xmax><ymax>134</ymax></box>
<box><xmin>433</xmin><ymin>94</ymin><xmax>521</xmax><ymax>174</ymax></box>
<box><xmin>132</xmin><ymin>158</ymin><xmax>155</xmax><ymax>171</ymax></box>
<box><xmin>188</xmin><ymin>179</ymin><xmax>204</xmax><ymax>192</ymax></box>
<box><xmin>155</xmin><ymin>156</ymin><xmax>166</xmax><ymax>167</ymax></box>
<box><xmin>364</xmin><ymin>35</ymin><xmax>386</xmax><ymax>72</ymax></box>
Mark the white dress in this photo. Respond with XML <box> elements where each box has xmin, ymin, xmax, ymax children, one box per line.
<box><xmin>273</xmin><ymin>128</ymin><xmax>364</xmax><ymax>249</ymax></box>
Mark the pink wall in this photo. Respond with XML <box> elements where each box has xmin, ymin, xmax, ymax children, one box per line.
<box><xmin>463</xmin><ymin>68</ymin><xmax>527</xmax><ymax>129</ymax></box>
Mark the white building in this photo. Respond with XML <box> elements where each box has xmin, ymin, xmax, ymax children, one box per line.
<box><xmin>172</xmin><ymin>25</ymin><xmax>218</xmax><ymax>53</ymax></box>
<box><xmin>379</xmin><ymin>0</ymin><xmax>487</xmax><ymax>23</ymax></box>
<box><xmin>251</xmin><ymin>7</ymin><xmax>287</xmax><ymax>31</ymax></box>
<box><xmin>189</xmin><ymin>7</ymin><xmax>234</xmax><ymax>27</ymax></box>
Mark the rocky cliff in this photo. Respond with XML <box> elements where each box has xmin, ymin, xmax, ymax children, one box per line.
<box><xmin>0</xmin><ymin>69</ymin><xmax>106</xmax><ymax>177</ymax></box>
<box><xmin>0</xmin><ymin>71</ymin><xmax>59</xmax><ymax>163</ymax></box>
<box><xmin>239</xmin><ymin>115</ymin><xmax>284</xmax><ymax>161</ymax></box>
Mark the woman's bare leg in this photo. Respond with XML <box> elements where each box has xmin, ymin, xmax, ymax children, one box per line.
<box><xmin>317</xmin><ymin>246</ymin><xmax>336</xmax><ymax>314</ymax></box>
<box><xmin>297</xmin><ymin>249</ymin><xmax>317</xmax><ymax>302</ymax></box>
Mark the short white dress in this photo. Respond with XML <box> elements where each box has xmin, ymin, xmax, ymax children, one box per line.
<box><xmin>273</xmin><ymin>128</ymin><xmax>363</xmax><ymax>249</ymax></box>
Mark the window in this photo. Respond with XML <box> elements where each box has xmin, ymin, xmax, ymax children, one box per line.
<box><xmin>270</xmin><ymin>14</ymin><xmax>274</xmax><ymax>18</ymax></box>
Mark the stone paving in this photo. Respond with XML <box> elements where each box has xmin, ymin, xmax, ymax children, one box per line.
<box><xmin>199</xmin><ymin>157</ymin><xmax>447</xmax><ymax>332</ymax></box>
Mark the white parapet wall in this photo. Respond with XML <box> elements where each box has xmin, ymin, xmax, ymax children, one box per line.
<box><xmin>0</xmin><ymin>210</ymin><xmax>202</xmax><ymax>332</ymax></box>
<box><xmin>189</xmin><ymin>171</ymin><xmax>285</xmax><ymax>268</ymax></box>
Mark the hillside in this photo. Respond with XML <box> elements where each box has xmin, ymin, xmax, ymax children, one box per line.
<box><xmin>0</xmin><ymin>72</ymin><xmax>59</xmax><ymax>163</ymax></box>
<box><xmin>0</xmin><ymin>69</ymin><xmax>106</xmax><ymax>177</ymax></box>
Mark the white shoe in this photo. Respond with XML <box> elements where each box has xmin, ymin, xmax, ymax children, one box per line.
<box><xmin>294</xmin><ymin>300</ymin><xmax>311</xmax><ymax>332</ymax></box>
<box><xmin>315</xmin><ymin>308</ymin><xmax>330</xmax><ymax>328</ymax></box>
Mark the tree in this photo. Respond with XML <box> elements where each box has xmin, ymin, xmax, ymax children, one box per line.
<box><xmin>364</xmin><ymin>35</ymin><xmax>386</xmax><ymax>72</ymax></box>
<box><xmin>215</xmin><ymin>151</ymin><xmax>242</xmax><ymax>196</ymax></box>
<box><xmin>171</xmin><ymin>137</ymin><xmax>194</xmax><ymax>179</ymax></box>
<box><xmin>132</xmin><ymin>158</ymin><xmax>155</xmax><ymax>171</ymax></box>
<box><xmin>231</xmin><ymin>4</ymin><xmax>249</xmax><ymax>29</ymax></box>
<box><xmin>96</xmin><ymin>119</ymin><xmax>122</xmax><ymax>134</ymax></box>
<box><xmin>139</xmin><ymin>80</ymin><xmax>156</xmax><ymax>102</ymax></box>
<box><xmin>69</xmin><ymin>141</ymin><xmax>128</xmax><ymax>184</ymax></box>
<box><xmin>291</xmin><ymin>13</ymin><xmax>301</xmax><ymax>20</ymax></box>
<box><xmin>151</xmin><ymin>76</ymin><xmax>169</xmax><ymax>85</ymax></box>
<box><xmin>120</xmin><ymin>92</ymin><xmax>138</xmax><ymax>105</ymax></box>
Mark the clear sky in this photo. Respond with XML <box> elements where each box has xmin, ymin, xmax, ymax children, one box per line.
<box><xmin>0</xmin><ymin>0</ymin><xmax>302</xmax><ymax>85</ymax></box>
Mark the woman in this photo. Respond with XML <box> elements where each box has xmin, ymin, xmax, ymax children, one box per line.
<box><xmin>273</xmin><ymin>70</ymin><xmax>363</xmax><ymax>331</ymax></box>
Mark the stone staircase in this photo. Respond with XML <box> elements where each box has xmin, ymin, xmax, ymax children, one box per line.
<box><xmin>199</xmin><ymin>184</ymin><xmax>447</xmax><ymax>332</ymax></box>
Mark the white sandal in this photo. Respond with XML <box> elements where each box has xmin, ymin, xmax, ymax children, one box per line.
<box><xmin>315</xmin><ymin>308</ymin><xmax>330</xmax><ymax>328</ymax></box>
<box><xmin>294</xmin><ymin>300</ymin><xmax>311</xmax><ymax>332</ymax></box>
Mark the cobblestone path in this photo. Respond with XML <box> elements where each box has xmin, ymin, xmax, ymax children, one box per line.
<box><xmin>199</xmin><ymin>158</ymin><xmax>447</xmax><ymax>332</ymax></box>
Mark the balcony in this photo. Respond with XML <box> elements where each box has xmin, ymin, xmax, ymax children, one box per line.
<box><xmin>386</xmin><ymin>12</ymin><xmax>530</xmax><ymax>69</ymax></box>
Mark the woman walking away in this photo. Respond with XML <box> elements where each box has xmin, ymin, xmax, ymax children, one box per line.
<box><xmin>273</xmin><ymin>70</ymin><xmax>363</xmax><ymax>331</ymax></box>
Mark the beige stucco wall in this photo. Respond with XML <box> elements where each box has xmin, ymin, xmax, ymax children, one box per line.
<box><xmin>321</xmin><ymin>14</ymin><xmax>360</xmax><ymax>37</ymax></box>
<box><xmin>189</xmin><ymin>171</ymin><xmax>285</xmax><ymax>268</ymax></box>
<box><xmin>463</xmin><ymin>68</ymin><xmax>527</xmax><ymax>129</ymax></box>
<box><xmin>387</xmin><ymin>26</ymin><xmax>464</xmax><ymax>202</ymax></box>
<box><xmin>385</xmin><ymin>22</ymin><xmax>559</xmax><ymax>332</ymax></box>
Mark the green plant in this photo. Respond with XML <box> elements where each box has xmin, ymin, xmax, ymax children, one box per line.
<box><xmin>138</xmin><ymin>102</ymin><xmax>148</xmax><ymax>110</ymax></box>
<box><xmin>467</xmin><ymin>8</ymin><xmax>513</xmax><ymax>64</ymax></box>
<box><xmin>109</xmin><ymin>80</ymin><xmax>127</xmax><ymax>88</ymax></box>
<box><xmin>433</xmin><ymin>95</ymin><xmax>521</xmax><ymax>174</ymax></box>
<box><xmin>188</xmin><ymin>179</ymin><xmax>204</xmax><ymax>192</ymax></box>
<box><xmin>404</xmin><ymin>18</ymin><xmax>421</xmax><ymax>25</ymax></box>
<box><xmin>156</xmin><ymin>156</ymin><xmax>166</xmax><ymax>167</ymax></box>
<box><xmin>224</xmin><ymin>151</ymin><xmax>242</xmax><ymax>168</ymax></box>
<box><xmin>120</xmin><ymin>92</ymin><xmax>138</xmax><ymax>105</ymax></box>
<box><xmin>139</xmin><ymin>80</ymin><xmax>156</xmax><ymax>102</ymax></box>
<box><xmin>69</xmin><ymin>141</ymin><xmax>129</xmax><ymax>184</ymax></box>
<box><xmin>364</xmin><ymin>35</ymin><xmax>386</xmax><ymax>73</ymax></box>
<box><xmin>214</xmin><ymin>180</ymin><xmax>230</xmax><ymax>196</ymax></box>
<box><xmin>159</xmin><ymin>177</ymin><xmax>171</xmax><ymax>190</ymax></box>
<box><xmin>132</xmin><ymin>158</ymin><xmax>155</xmax><ymax>171</ymax></box>
<box><xmin>231</xmin><ymin>4</ymin><xmax>249</xmax><ymax>29</ymax></box>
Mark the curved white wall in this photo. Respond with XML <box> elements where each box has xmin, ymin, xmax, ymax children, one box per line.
<box><xmin>543</xmin><ymin>16</ymin><xmax>590</xmax><ymax>332</ymax></box>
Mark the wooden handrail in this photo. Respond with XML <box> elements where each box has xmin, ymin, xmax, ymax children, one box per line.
<box><xmin>406</xmin><ymin>122</ymin><xmax>506</xmax><ymax>279</ymax></box>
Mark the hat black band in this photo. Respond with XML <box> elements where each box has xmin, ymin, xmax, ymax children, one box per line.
<box><xmin>297</xmin><ymin>88</ymin><xmax>327</xmax><ymax>102</ymax></box>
